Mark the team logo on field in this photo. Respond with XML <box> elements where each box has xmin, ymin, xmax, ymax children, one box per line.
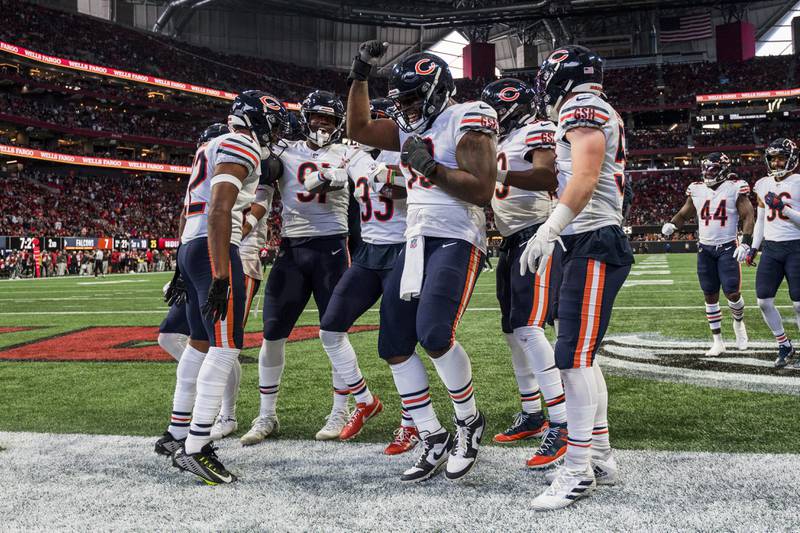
<box><xmin>498</xmin><ymin>87</ymin><xmax>520</xmax><ymax>102</ymax></box>
<box><xmin>414</xmin><ymin>59</ymin><xmax>436</xmax><ymax>75</ymax></box>
<box><xmin>598</xmin><ymin>334</ymin><xmax>800</xmax><ymax>395</ymax></box>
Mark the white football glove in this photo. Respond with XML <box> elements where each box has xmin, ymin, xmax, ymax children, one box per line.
<box><xmin>303</xmin><ymin>168</ymin><xmax>348</xmax><ymax>192</ymax></box>
<box><xmin>519</xmin><ymin>204</ymin><xmax>574</xmax><ymax>277</ymax></box>
<box><xmin>733</xmin><ymin>242</ymin><xmax>750</xmax><ymax>263</ymax></box>
<box><xmin>661</xmin><ymin>222</ymin><xmax>677</xmax><ymax>237</ymax></box>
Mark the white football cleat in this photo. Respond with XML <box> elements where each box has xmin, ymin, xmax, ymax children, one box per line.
<box><xmin>705</xmin><ymin>338</ymin><xmax>726</xmax><ymax>357</ymax></box>
<box><xmin>315</xmin><ymin>408</ymin><xmax>350</xmax><ymax>441</ymax></box>
<box><xmin>240</xmin><ymin>415</ymin><xmax>279</xmax><ymax>446</ymax></box>
<box><xmin>733</xmin><ymin>320</ymin><xmax>748</xmax><ymax>351</ymax></box>
<box><xmin>533</xmin><ymin>464</ymin><xmax>596</xmax><ymax>511</ymax></box>
<box><xmin>210</xmin><ymin>415</ymin><xmax>238</xmax><ymax>441</ymax></box>
<box><xmin>590</xmin><ymin>451</ymin><xmax>618</xmax><ymax>486</ymax></box>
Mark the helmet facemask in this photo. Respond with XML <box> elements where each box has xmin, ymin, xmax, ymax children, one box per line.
<box><xmin>390</xmin><ymin>70</ymin><xmax>453</xmax><ymax>133</ymax></box>
<box><xmin>701</xmin><ymin>155</ymin><xmax>731</xmax><ymax>187</ymax></box>
<box><xmin>301</xmin><ymin>110</ymin><xmax>344</xmax><ymax>148</ymax></box>
<box><xmin>766</xmin><ymin>139</ymin><xmax>799</xmax><ymax>180</ymax></box>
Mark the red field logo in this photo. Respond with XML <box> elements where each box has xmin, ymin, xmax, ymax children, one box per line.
<box><xmin>0</xmin><ymin>325</ymin><xmax>379</xmax><ymax>362</ymax></box>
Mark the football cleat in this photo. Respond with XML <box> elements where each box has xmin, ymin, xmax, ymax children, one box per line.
<box><xmin>210</xmin><ymin>415</ymin><xmax>238</xmax><ymax>441</ymax></box>
<box><xmin>154</xmin><ymin>431</ymin><xmax>184</xmax><ymax>456</ymax></box>
<box><xmin>339</xmin><ymin>395</ymin><xmax>383</xmax><ymax>441</ymax></box>
<box><xmin>315</xmin><ymin>408</ymin><xmax>350</xmax><ymax>441</ymax></box>
<box><xmin>527</xmin><ymin>422</ymin><xmax>567</xmax><ymax>469</ymax></box>
<box><xmin>591</xmin><ymin>451</ymin><xmax>618</xmax><ymax>486</ymax></box>
<box><xmin>446</xmin><ymin>411</ymin><xmax>485</xmax><ymax>481</ymax></box>
<box><xmin>705</xmin><ymin>338</ymin><xmax>726</xmax><ymax>357</ymax></box>
<box><xmin>775</xmin><ymin>343</ymin><xmax>795</xmax><ymax>368</ymax></box>
<box><xmin>493</xmin><ymin>411</ymin><xmax>548</xmax><ymax>443</ymax></box>
<box><xmin>546</xmin><ymin>452</ymin><xmax>618</xmax><ymax>486</ymax></box>
<box><xmin>240</xmin><ymin>415</ymin><xmax>279</xmax><ymax>446</ymax></box>
<box><xmin>733</xmin><ymin>320</ymin><xmax>748</xmax><ymax>351</ymax></box>
<box><xmin>533</xmin><ymin>464</ymin><xmax>596</xmax><ymax>511</ymax></box>
<box><xmin>384</xmin><ymin>425</ymin><xmax>420</xmax><ymax>455</ymax></box>
<box><xmin>401</xmin><ymin>428</ymin><xmax>452</xmax><ymax>483</ymax></box>
<box><xmin>172</xmin><ymin>443</ymin><xmax>237</xmax><ymax>485</ymax></box>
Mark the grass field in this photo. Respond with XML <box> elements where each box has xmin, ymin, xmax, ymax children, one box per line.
<box><xmin>2</xmin><ymin>253</ymin><xmax>800</xmax><ymax>454</ymax></box>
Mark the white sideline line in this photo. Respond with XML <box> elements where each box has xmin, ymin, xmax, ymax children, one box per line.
<box><xmin>1</xmin><ymin>432</ymin><xmax>797</xmax><ymax>532</ymax></box>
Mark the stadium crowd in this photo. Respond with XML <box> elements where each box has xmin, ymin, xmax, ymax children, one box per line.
<box><xmin>0</xmin><ymin>248</ymin><xmax>176</xmax><ymax>279</ymax></box>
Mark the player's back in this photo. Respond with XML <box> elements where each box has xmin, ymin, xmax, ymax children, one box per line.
<box><xmin>397</xmin><ymin>100</ymin><xmax>498</xmax><ymax>250</ymax></box>
<box><xmin>555</xmin><ymin>93</ymin><xmax>624</xmax><ymax>235</ymax></box>
<box><xmin>755</xmin><ymin>173</ymin><xmax>800</xmax><ymax>242</ymax></box>
<box><xmin>278</xmin><ymin>139</ymin><xmax>350</xmax><ymax>239</ymax></box>
<box><xmin>181</xmin><ymin>132</ymin><xmax>262</xmax><ymax>246</ymax></box>
<box><xmin>492</xmin><ymin>118</ymin><xmax>556</xmax><ymax>236</ymax></box>
<box><xmin>687</xmin><ymin>179</ymin><xmax>749</xmax><ymax>246</ymax></box>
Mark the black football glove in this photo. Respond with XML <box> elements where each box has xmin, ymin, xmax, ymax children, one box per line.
<box><xmin>260</xmin><ymin>153</ymin><xmax>284</xmax><ymax>185</ymax></box>
<box><xmin>164</xmin><ymin>263</ymin><xmax>186</xmax><ymax>307</ymax></box>
<box><xmin>202</xmin><ymin>277</ymin><xmax>230</xmax><ymax>323</ymax></box>
<box><xmin>401</xmin><ymin>135</ymin><xmax>438</xmax><ymax>179</ymax></box>
<box><xmin>349</xmin><ymin>40</ymin><xmax>389</xmax><ymax>82</ymax></box>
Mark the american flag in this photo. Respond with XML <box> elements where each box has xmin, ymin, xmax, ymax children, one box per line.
<box><xmin>659</xmin><ymin>12</ymin><xmax>713</xmax><ymax>43</ymax></box>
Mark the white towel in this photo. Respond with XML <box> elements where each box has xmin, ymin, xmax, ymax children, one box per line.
<box><xmin>399</xmin><ymin>235</ymin><xmax>425</xmax><ymax>301</ymax></box>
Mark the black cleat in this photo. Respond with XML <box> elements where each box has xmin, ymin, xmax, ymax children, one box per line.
<box><xmin>171</xmin><ymin>443</ymin><xmax>237</xmax><ymax>485</ymax></box>
<box><xmin>154</xmin><ymin>431</ymin><xmax>185</xmax><ymax>456</ymax></box>
<box><xmin>445</xmin><ymin>411</ymin><xmax>485</xmax><ymax>480</ymax></box>
<box><xmin>400</xmin><ymin>429</ymin><xmax>452</xmax><ymax>483</ymax></box>
<box><xmin>775</xmin><ymin>343</ymin><xmax>795</xmax><ymax>368</ymax></box>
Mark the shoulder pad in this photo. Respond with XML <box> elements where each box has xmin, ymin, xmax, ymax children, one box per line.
<box><xmin>457</xmin><ymin>101</ymin><xmax>499</xmax><ymax>136</ymax></box>
<box><xmin>559</xmin><ymin>94</ymin><xmax>611</xmax><ymax>131</ymax></box>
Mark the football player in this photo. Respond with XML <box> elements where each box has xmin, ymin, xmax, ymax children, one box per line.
<box><xmin>158</xmin><ymin>123</ymin><xmax>230</xmax><ymax>362</ymax></box>
<box><xmin>661</xmin><ymin>153</ymin><xmax>754</xmax><ymax>356</ymax></box>
<box><xmin>155</xmin><ymin>91</ymin><xmax>288</xmax><ymax>485</ymax></box>
<box><xmin>347</xmin><ymin>42</ymin><xmax>497</xmax><ymax>482</ymax></box>
<box><xmin>480</xmin><ymin>78</ymin><xmax>569</xmax><ymax>468</ymax></box>
<box><xmin>751</xmin><ymin>138</ymin><xmax>800</xmax><ymax>368</ymax></box>
<box><xmin>520</xmin><ymin>46</ymin><xmax>634</xmax><ymax>509</ymax></box>
<box><xmin>240</xmin><ymin>90</ymin><xmax>354</xmax><ymax>445</ymax></box>
<box><xmin>317</xmin><ymin>98</ymin><xmax>417</xmax><ymax>452</ymax></box>
<box><xmin>208</xmin><ymin>131</ymin><xmax>287</xmax><ymax>440</ymax></box>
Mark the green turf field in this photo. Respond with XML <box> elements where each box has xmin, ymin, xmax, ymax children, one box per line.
<box><xmin>1</xmin><ymin>253</ymin><xmax>799</xmax><ymax>453</ymax></box>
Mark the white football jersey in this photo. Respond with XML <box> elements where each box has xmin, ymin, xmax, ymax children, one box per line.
<box><xmin>347</xmin><ymin>149</ymin><xmax>406</xmax><ymax>245</ymax></box>
<box><xmin>491</xmin><ymin>118</ymin><xmax>557</xmax><ymax>237</ymax></box>
<box><xmin>686</xmin><ymin>179</ymin><xmax>749</xmax><ymax>246</ymax></box>
<box><xmin>754</xmin><ymin>173</ymin><xmax>800</xmax><ymax>242</ymax></box>
<box><xmin>554</xmin><ymin>93</ymin><xmax>625</xmax><ymax>235</ymax></box>
<box><xmin>397</xmin><ymin>101</ymin><xmax>498</xmax><ymax>252</ymax></box>
<box><xmin>181</xmin><ymin>132</ymin><xmax>262</xmax><ymax>246</ymax></box>
<box><xmin>278</xmin><ymin>140</ymin><xmax>350</xmax><ymax>238</ymax></box>
<box><xmin>239</xmin><ymin>183</ymin><xmax>274</xmax><ymax>280</ymax></box>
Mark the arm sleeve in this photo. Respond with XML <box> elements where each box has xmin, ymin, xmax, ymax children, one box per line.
<box><xmin>753</xmin><ymin>206</ymin><xmax>765</xmax><ymax>250</ymax></box>
<box><xmin>454</xmin><ymin>101</ymin><xmax>499</xmax><ymax>146</ymax></box>
<box><xmin>253</xmin><ymin>184</ymin><xmax>274</xmax><ymax>212</ymax></box>
<box><xmin>524</xmin><ymin>121</ymin><xmax>557</xmax><ymax>151</ymax></box>
<box><xmin>737</xmin><ymin>180</ymin><xmax>751</xmax><ymax>196</ymax></box>
<box><xmin>782</xmin><ymin>206</ymin><xmax>800</xmax><ymax>227</ymax></box>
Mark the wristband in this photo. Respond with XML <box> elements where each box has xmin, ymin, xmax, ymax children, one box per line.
<box><xmin>348</xmin><ymin>56</ymin><xmax>372</xmax><ymax>82</ymax></box>
<box><xmin>496</xmin><ymin>168</ymin><xmax>508</xmax><ymax>185</ymax></box>
<box><xmin>246</xmin><ymin>213</ymin><xmax>259</xmax><ymax>229</ymax></box>
<box><xmin>210</xmin><ymin>173</ymin><xmax>242</xmax><ymax>191</ymax></box>
<box><xmin>741</xmin><ymin>234</ymin><xmax>753</xmax><ymax>246</ymax></box>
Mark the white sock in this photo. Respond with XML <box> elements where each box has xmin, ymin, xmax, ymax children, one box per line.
<box><xmin>186</xmin><ymin>347</ymin><xmax>239</xmax><ymax>454</ymax></box>
<box><xmin>758</xmin><ymin>298</ymin><xmax>791</xmax><ymax>346</ymax></box>
<box><xmin>591</xmin><ymin>364</ymin><xmax>611</xmax><ymax>455</ymax></box>
<box><xmin>514</xmin><ymin>326</ymin><xmax>566</xmax><ymax>424</ymax></box>
<box><xmin>400</xmin><ymin>407</ymin><xmax>415</xmax><ymax>428</ymax></box>
<box><xmin>561</xmin><ymin>367</ymin><xmax>598</xmax><ymax>471</ymax></box>
<box><xmin>158</xmin><ymin>333</ymin><xmax>188</xmax><ymax>361</ymax></box>
<box><xmin>332</xmin><ymin>369</ymin><xmax>350</xmax><ymax>411</ymax></box>
<box><xmin>705</xmin><ymin>302</ymin><xmax>722</xmax><ymax>340</ymax></box>
<box><xmin>320</xmin><ymin>330</ymin><xmax>373</xmax><ymax>405</ymax></box>
<box><xmin>390</xmin><ymin>353</ymin><xmax>441</xmax><ymax>434</ymax></box>
<box><xmin>431</xmin><ymin>342</ymin><xmax>477</xmax><ymax>421</ymax></box>
<box><xmin>168</xmin><ymin>344</ymin><xmax>206</xmax><ymax>439</ymax></box>
<box><xmin>258</xmin><ymin>338</ymin><xmax>286</xmax><ymax>417</ymax></box>
<box><xmin>504</xmin><ymin>333</ymin><xmax>541</xmax><ymax>414</ymax></box>
<box><xmin>727</xmin><ymin>297</ymin><xmax>745</xmax><ymax>322</ymax></box>
<box><xmin>793</xmin><ymin>301</ymin><xmax>800</xmax><ymax>332</ymax></box>
<box><xmin>219</xmin><ymin>357</ymin><xmax>241</xmax><ymax>419</ymax></box>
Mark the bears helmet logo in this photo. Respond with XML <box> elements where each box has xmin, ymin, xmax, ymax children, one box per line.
<box><xmin>414</xmin><ymin>59</ymin><xmax>436</xmax><ymax>75</ymax></box>
<box><xmin>498</xmin><ymin>87</ymin><xmax>520</xmax><ymax>102</ymax></box>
